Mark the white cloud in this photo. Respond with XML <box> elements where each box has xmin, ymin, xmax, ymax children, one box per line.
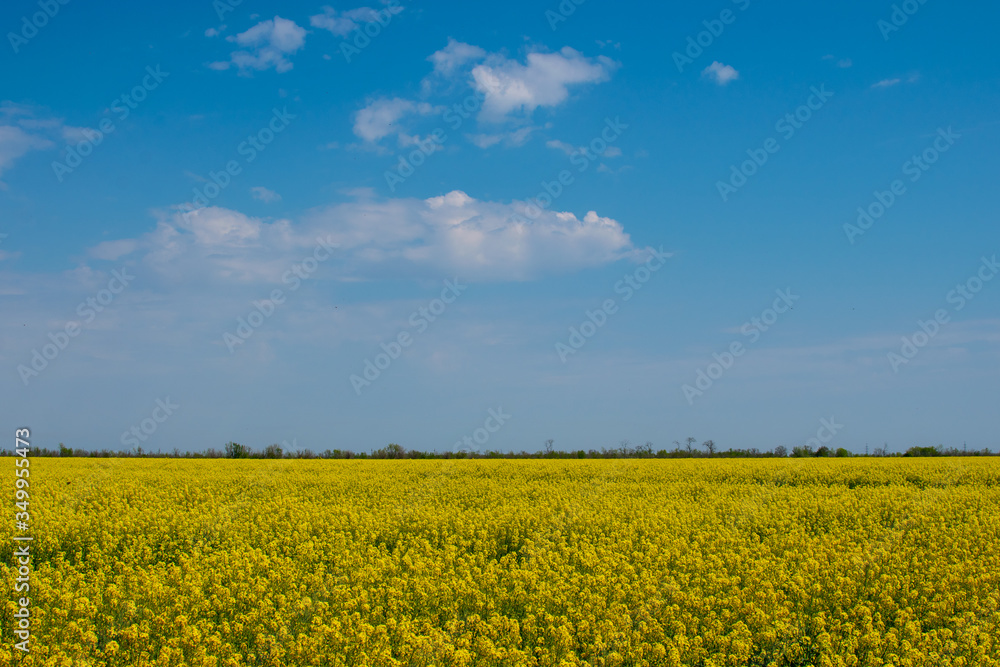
<box><xmin>428</xmin><ymin>38</ymin><xmax>487</xmax><ymax>77</ymax></box>
<box><xmin>310</xmin><ymin>5</ymin><xmax>396</xmax><ymax>36</ymax></box>
<box><xmin>702</xmin><ymin>61</ymin><xmax>739</xmax><ymax>85</ymax></box>
<box><xmin>353</xmin><ymin>98</ymin><xmax>440</xmax><ymax>143</ymax></box>
<box><xmin>470</xmin><ymin>47</ymin><xmax>617</xmax><ymax>122</ymax></box>
<box><xmin>98</xmin><ymin>191</ymin><xmax>641</xmax><ymax>283</ymax></box>
<box><xmin>251</xmin><ymin>186</ymin><xmax>282</xmax><ymax>203</ymax></box>
<box><xmin>210</xmin><ymin>17</ymin><xmax>307</xmax><ymax>74</ymax></box>
<box><xmin>871</xmin><ymin>78</ymin><xmax>901</xmax><ymax>89</ymax></box>
<box><xmin>0</xmin><ymin>102</ymin><xmax>85</xmax><ymax>184</ymax></box>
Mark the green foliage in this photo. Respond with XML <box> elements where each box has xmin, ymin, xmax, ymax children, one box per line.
<box><xmin>225</xmin><ymin>441</ymin><xmax>252</xmax><ymax>459</ymax></box>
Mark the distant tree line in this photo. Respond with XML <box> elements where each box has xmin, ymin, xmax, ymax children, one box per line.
<box><xmin>4</xmin><ymin>439</ymin><xmax>994</xmax><ymax>459</ymax></box>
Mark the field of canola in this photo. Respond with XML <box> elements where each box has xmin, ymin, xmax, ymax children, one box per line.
<box><xmin>2</xmin><ymin>458</ymin><xmax>999</xmax><ymax>667</ymax></box>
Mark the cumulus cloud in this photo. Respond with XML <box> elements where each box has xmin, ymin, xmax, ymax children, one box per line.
<box><xmin>471</xmin><ymin>47</ymin><xmax>617</xmax><ymax>122</ymax></box>
<box><xmin>251</xmin><ymin>186</ymin><xmax>282</xmax><ymax>203</ymax></box>
<box><xmin>427</xmin><ymin>38</ymin><xmax>487</xmax><ymax>77</ymax></box>
<box><xmin>702</xmin><ymin>61</ymin><xmax>739</xmax><ymax>85</ymax></box>
<box><xmin>96</xmin><ymin>191</ymin><xmax>641</xmax><ymax>283</ymax></box>
<box><xmin>310</xmin><ymin>5</ymin><xmax>399</xmax><ymax>36</ymax></box>
<box><xmin>353</xmin><ymin>97</ymin><xmax>441</xmax><ymax>143</ymax></box>
<box><xmin>209</xmin><ymin>17</ymin><xmax>307</xmax><ymax>74</ymax></box>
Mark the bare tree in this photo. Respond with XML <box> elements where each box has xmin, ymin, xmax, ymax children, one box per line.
<box><xmin>544</xmin><ymin>439</ymin><xmax>554</xmax><ymax>455</ymax></box>
<box><xmin>702</xmin><ymin>439</ymin><xmax>716</xmax><ymax>456</ymax></box>
<box><xmin>685</xmin><ymin>437</ymin><xmax>696</xmax><ymax>455</ymax></box>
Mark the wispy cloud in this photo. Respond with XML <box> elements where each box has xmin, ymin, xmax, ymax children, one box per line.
<box><xmin>310</xmin><ymin>5</ymin><xmax>397</xmax><ymax>37</ymax></box>
<box><xmin>250</xmin><ymin>186</ymin><xmax>282</xmax><ymax>203</ymax></box>
<box><xmin>0</xmin><ymin>102</ymin><xmax>90</xmax><ymax>185</ymax></box>
<box><xmin>871</xmin><ymin>78</ymin><xmax>902</xmax><ymax>89</ymax></box>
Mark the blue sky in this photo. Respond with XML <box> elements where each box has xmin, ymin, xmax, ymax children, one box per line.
<box><xmin>2</xmin><ymin>0</ymin><xmax>998</xmax><ymax>454</ymax></box>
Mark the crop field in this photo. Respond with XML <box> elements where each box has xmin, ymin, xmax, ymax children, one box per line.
<box><xmin>2</xmin><ymin>458</ymin><xmax>999</xmax><ymax>666</ymax></box>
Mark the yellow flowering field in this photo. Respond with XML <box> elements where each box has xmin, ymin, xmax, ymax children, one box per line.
<box><xmin>2</xmin><ymin>458</ymin><xmax>999</xmax><ymax>666</ymax></box>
